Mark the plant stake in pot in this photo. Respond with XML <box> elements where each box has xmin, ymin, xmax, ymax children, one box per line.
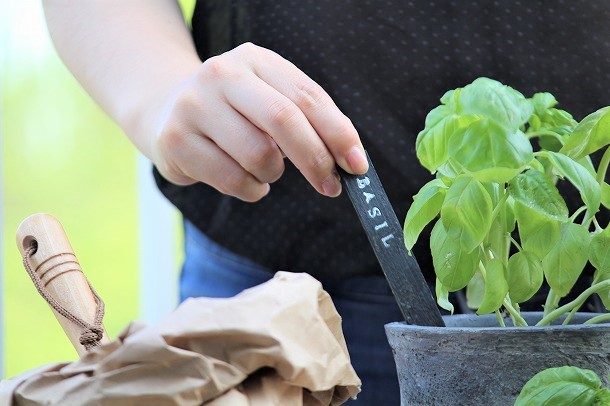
<box><xmin>339</xmin><ymin>153</ymin><xmax>444</xmax><ymax>327</ymax></box>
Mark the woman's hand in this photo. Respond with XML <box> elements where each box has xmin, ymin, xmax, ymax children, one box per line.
<box><xmin>149</xmin><ymin>43</ymin><xmax>368</xmax><ymax>202</ymax></box>
<box><xmin>43</xmin><ymin>1</ymin><xmax>367</xmax><ymax>201</ymax></box>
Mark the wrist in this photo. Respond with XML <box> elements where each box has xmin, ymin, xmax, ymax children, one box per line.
<box><xmin>118</xmin><ymin>56</ymin><xmax>202</xmax><ymax>159</ymax></box>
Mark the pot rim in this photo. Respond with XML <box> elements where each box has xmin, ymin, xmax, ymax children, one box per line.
<box><xmin>385</xmin><ymin>311</ymin><xmax>610</xmax><ymax>333</ymax></box>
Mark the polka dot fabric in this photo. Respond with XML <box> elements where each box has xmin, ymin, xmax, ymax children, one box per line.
<box><xmin>155</xmin><ymin>0</ymin><xmax>610</xmax><ymax>281</ymax></box>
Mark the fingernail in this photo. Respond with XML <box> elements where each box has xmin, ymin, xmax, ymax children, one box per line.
<box><xmin>322</xmin><ymin>171</ymin><xmax>342</xmax><ymax>197</ymax></box>
<box><xmin>346</xmin><ymin>146</ymin><xmax>369</xmax><ymax>174</ymax></box>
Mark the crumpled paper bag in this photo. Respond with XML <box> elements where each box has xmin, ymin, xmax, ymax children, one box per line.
<box><xmin>0</xmin><ymin>272</ymin><xmax>361</xmax><ymax>405</ymax></box>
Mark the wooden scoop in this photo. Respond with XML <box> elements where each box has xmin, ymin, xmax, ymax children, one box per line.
<box><xmin>16</xmin><ymin>213</ymin><xmax>110</xmax><ymax>356</ymax></box>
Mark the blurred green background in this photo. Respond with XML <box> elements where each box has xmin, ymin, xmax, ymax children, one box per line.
<box><xmin>1</xmin><ymin>0</ymin><xmax>195</xmax><ymax>377</ymax></box>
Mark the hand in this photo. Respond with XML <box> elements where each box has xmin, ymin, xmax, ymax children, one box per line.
<box><xmin>148</xmin><ymin>42</ymin><xmax>368</xmax><ymax>202</ymax></box>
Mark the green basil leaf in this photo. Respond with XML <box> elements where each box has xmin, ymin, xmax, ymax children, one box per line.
<box><xmin>531</xmin><ymin>92</ymin><xmax>558</xmax><ymax>114</ymax></box>
<box><xmin>536</xmin><ymin>108</ymin><xmax>576</xmax><ymax>134</ymax></box>
<box><xmin>416</xmin><ymin>114</ymin><xmax>480</xmax><ymax>173</ymax></box>
<box><xmin>602</xmin><ymin>182</ymin><xmax>610</xmax><ymax>210</ymax></box>
<box><xmin>593</xmin><ymin>269</ymin><xmax>610</xmax><ymax>311</ymax></box>
<box><xmin>424</xmin><ymin>105</ymin><xmax>451</xmax><ymax>128</ymax></box>
<box><xmin>431</xmin><ymin>219</ymin><xmax>479</xmax><ymax>291</ymax></box>
<box><xmin>527</xmin><ymin>93</ymin><xmax>576</xmax><ymax>151</ymax></box>
<box><xmin>435</xmin><ymin>278</ymin><xmax>454</xmax><ymax>314</ymax></box>
<box><xmin>533</xmin><ymin>111</ymin><xmax>576</xmax><ymax>153</ymax></box>
<box><xmin>440</xmin><ymin>176</ymin><xmax>454</xmax><ymax>187</ymax></box>
<box><xmin>507</xmin><ymin>251</ymin><xmax>544</xmax><ymax>303</ymax></box>
<box><xmin>538</xmin><ymin>133</ymin><xmax>564</xmax><ymax>152</ymax></box>
<box><xmin>596</xmin><ymin>388</ymin><xmax>610</xmax><ymax>405</ymax></box>
<box><xmin>561</xmin><ymin>106</ymin><xmax>610</xmax><ymax>159</ymax></box>
<box><xmin>509</xmin><ymin>170</ymin><xmax>569</xmax><ymax>222</ymax></box>
<box><xmin>483</xmin><ymin>182</ymin><xmax>500</xmax><ymax>205</ymax></box>
<box><xmin>486</xmin><ymin>183</ymin><xmax>515</xmax><ymax>232</ymax></box>
<box><xmin>404</xmin><ymin>179</ymin><xmax>447</xmax><ymax>251</ymax></box>
<box><xmin>538</xmin><ymin>151</ymin><xmax>601</xmax><ymax>215</ymax></box>
<box><xmin>477</xmin><ymin>258</ymin><xmax>508</xmax><ymax>315</ymax></box>
<box><xmin>440</xmin><ymin>88</ymin><xmax>459</xmax><ymax>106</ymax></box>
<box><xmin>448</xmin><ymin>119</ymin><xmax>533</xmax><ymax>183</ymax></box>
<box><xmin>528</xmin><ymin>158</ymin><xmax>546</xmax><ymax>173</ymax></box>
<box><xmin>529</xmin><ymin>114</ymin><xmax>542</xmax><ymax>131</ymax></box>
<box><xmin>504</xmin><ymin>197</ymin><xmax>517</xmax><ymax>233</ymax></box>
<box><xmin>456</xmin><ymin>77</ymin><xmax>533</xmax><ymax>130</ymax></box>
<box><xmin>515</xmin><ymin>366</ymin><xmax>604</xmax><ymax>406</ymax></box>
<box><xmin>549</xmin><ymin>109</ymin><xmax>577</xmax><ymax>130</ymax></box>
<box><xmin>440</xmin><ymin>89</ymin><xmax>454</xmax><ymax>104</ymax></box>
<box><xmin>441</xmin><ymin>176</ymin><xmax>493</xmax><ymax>253</ymax></box>
<box><xmin>466</xmin><ymin>271</ymin><xmax>485</xmax><ymax>310</ymax></box>
<box><xmin>543</xmin><ymin>223</ymin><xmax>591</xmax><ymax>298</ymax></box>
<box><xmin>576</xmin><ymin>156</ymin><xmax>597</xmax><ymax>176</ymax></box>
<box><xmin>590</xmin><ymin>226</ymin><xmax>610</xmax><ymax>271</ymax></box>
<box><xmin>437</xmin><ymin>158</ymin><xmax>463</xmax><ymax>178</ymax></box>
<box><xmin>514</xmin><ymin>201</ymin><xmax>562</xmax><ymax>260</ymax></box>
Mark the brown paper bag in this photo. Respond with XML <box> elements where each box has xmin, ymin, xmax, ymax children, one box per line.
<box><xmin>0</xmin><ymin>272</ymin><xmax>361</xmax><ymax>405</ymax></box>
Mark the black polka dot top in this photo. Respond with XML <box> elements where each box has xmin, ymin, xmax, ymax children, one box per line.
<box><xmin>154</xmin><ymin>0</ymin><xmax>610</xmax><ymax>282</ymax></box>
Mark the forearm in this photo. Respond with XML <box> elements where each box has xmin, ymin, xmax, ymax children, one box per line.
<box><xmin>42</xmin><ymin>0</ymin><xmax>201</xmax><ymax>158</ymax></box>
<box><xmin>44</xmin><ymin>1</ymin><xmax>367</xmax><ymax>201</ymax></box>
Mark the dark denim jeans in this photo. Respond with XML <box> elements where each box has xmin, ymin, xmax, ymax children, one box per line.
<box><xmin>181</xmin><ymin>221</ymin><xmax>402</xmax><ymax>404</ymax></box>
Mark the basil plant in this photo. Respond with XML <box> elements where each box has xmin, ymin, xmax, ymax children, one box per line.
<box><xmin>404</xmin><ymin>77</ymin><xmax>610</xmax><ymax>326</ymax></box>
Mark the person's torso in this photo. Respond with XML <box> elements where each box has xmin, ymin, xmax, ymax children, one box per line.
<box><xmin>155</xmin><ymin>0</ymin><xmax>610</xmax><ymax>280</ymax></box>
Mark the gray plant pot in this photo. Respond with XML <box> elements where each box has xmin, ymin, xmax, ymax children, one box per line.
<box><xmin>385</xmin><ymin>312</ymin><xmax>610</xmax><ymax>406</ymax></box>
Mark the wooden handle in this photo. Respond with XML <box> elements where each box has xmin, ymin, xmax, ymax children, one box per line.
<box><xmin>16</xmin><ymin>213</ymin><xmax>110</xmax><ymax>356</ymax></box>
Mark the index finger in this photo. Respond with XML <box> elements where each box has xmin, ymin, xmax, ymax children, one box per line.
<box><xmin>248</xmin><ymin>47</ymin><xmax>369</xmax><ymax>175</ymax></box>
<box><xmin>224</xmin><ymin>75</ymin><xmax>342</xmax><ymax>197</ymax></box>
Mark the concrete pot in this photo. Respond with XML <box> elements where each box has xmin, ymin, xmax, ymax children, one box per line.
<box><xmin>385</xmin><ymin>312</ymin><xmax>610</xmax><ymax>405</ymax></box>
